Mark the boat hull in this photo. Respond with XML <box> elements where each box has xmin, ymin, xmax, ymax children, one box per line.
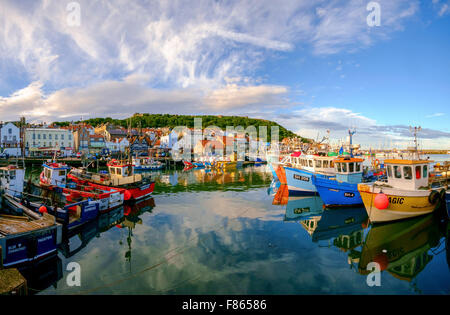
<box><xmin>358</xmin><ymin>184</ymin><xmax>444</xmax><ymax>223</ymax></box>
<box><xmin>313</xmin><ymin>176</ymin><xmax>363</xmax><ymax>207</ymax></box>
<box><xmin>67</xmin><ymin>173</ymin><xmax>155</xmax><ymax>201</ymax></box>
<box><xmin>285</xmin><ymin>167</ymin><xmax>330</xmax><ymax>196</ymax></box>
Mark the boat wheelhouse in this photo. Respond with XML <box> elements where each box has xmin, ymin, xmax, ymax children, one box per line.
<box><xmin>358</xmin><ymin>159</ymin><xmax>446</xmax><ymax>223</ymax></box>
<box><xmin>284</xmin><ymin>154</ymin><xmax>336</xmax><ymax>196</ymax></box>
<box><xmin>312</xmin><ymin>157</ymin><xmax>366</xmax><ymax>207</ymax></box>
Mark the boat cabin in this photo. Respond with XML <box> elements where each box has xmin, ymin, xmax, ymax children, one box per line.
<box><xmin>108</xmin><ymin>164</ymin><xmax>134</xmax><ymax>178</ymax></box>
<box><xmin>286</xmin><ymin>153</ymin><xmax>335</xmax><ymax>175</ymax></box>
<box><xmin>42</xmin><ymin>162</ymin><xmax>71</xmax><ymax>188</ymax></box>
<box><xmin>0</xmin><ymin>165</ymin><xmax>25</xmax><ymax>197</ymax></box>
<box><xmin>384</xmin><ymin>159</ymin><xmax>432</xmax><ymax>191</ymax></box>
<box><xmin>334</xmin><ymin>157</ymin><xmax>364</xmax><ymax>184</ymax></box>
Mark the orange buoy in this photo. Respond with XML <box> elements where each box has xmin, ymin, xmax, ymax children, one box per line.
<box><xmin>374</xmin><ymin>193</ymin><xmax>389</xmax><ymax>210</ymax></box>
<box><xmin>39</xmin><ymin>206</ymin><xmax>48</xmax><ymax>214</ymax></box>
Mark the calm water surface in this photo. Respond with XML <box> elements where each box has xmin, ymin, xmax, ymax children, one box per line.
<box><xmin>8</xmin><ymin>162</ymin><xmax>450</xmax><ymax>294</ymax></box>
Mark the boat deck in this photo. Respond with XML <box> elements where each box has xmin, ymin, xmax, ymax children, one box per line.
<box><xmin>0</xmin><ymin>214</ymin><xmax>55</xmax><ymax>235</ymax></box>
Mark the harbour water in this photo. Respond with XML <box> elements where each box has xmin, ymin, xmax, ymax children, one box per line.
<box><xmin>4</xmin><ymin>163</ymin><xmax>450</xmax><ymax>294</ymax></box>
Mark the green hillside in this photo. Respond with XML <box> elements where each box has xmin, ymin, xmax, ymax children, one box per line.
<box><xmin>53</xmin><ymin>114</ymin><xmax>309</xmax><ymax>142</ymax></box>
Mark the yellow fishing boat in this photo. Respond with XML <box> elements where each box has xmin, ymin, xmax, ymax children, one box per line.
<box><xmin>358</xmin><ymin>159</ymin><xmax>446</xmax><ymax>223</ymax></box>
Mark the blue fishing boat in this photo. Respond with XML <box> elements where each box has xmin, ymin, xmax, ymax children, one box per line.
<box><xmin>312</xmin><ymin>157</ymin><xmax>366</xmax><ymax>207</ymax></box>
<box><xmin>284</xmin><ymin>154</ymin><xmax>335</xmax><ymax>196</ymax></box>
<box><xmin>0</xmin><ymin>194</ymin><xmax>62</xmax><ymax>267</ymax></box>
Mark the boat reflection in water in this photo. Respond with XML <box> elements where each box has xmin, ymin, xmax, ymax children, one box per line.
<box><xmin>16</xmin><ymin>254</ymin><xmax>63</xmax><ymax>295</ymax></box>
<box><xmin>284</xmin><ymin>195</ymin><xmax>324</xmax><ymax>221</ymax></box>
<box><xmin>59</xmin><ymin>205</ymin><xmax>125</xmax><ymax>259</ymax></box>
<box><xmin>272</xmin><ymin>184</ymin><xmax>289</xmax><ymax>206</ymax></box>
<box><xmin>267</xmin><ymin>179</ymin><xmax>281</xmax><ymax>196</ymax></box>
<box><xmin>300</xmin><ymin>207</ymin><xmax>368</xmax><ymax>245</ymax></box>
<box><xmin>116</xmin><ymin>197</ymin><xmax>156</xmax><ymax>270</ymax></box>
<box><xmin>357</xmin><ymin>214</ymin><xmax>443</xmax><ymax>283</ymax></box>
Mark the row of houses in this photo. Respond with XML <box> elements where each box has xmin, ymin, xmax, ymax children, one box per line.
<box><xmin>0</xmin><ymin>120</ymin><xmax>271</xmax><ymax>158</ymax></box>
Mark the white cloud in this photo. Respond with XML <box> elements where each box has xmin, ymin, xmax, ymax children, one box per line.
<box><xmin>0</xmin><ymin>0</ymin><xmax>418</xmax><ymax>91</ymax></box>
<box><xmin>0</xmin><ymin>79</ymin><xmax>290</xmax><ymax>122</ymax></box>
<box><xmin>426</xmin><ymin>112</ymin><xmax>445</xmax><ymax>118</ymax></box>
<box><xmin>272</xmin><ymin>107</ymin><xmax>450</xmax><ymax>149</ymax></box>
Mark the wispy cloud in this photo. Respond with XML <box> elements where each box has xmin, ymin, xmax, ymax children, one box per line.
<box><xmin>426</xmin><ymin>112</ymin><xmax>445</xmax><ymax>118</ymax></box>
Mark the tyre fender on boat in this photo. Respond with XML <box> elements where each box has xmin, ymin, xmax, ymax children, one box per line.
<box><xmin>428</xmin><ymin>190</ymin><xmax>440</xmax><ymax>204</ymax></box>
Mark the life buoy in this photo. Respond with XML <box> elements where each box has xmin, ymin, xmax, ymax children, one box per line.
<box><xmin>373</xmin><ymin>159</ymin><xmax>380</xmax><ymax>168</ymax></box>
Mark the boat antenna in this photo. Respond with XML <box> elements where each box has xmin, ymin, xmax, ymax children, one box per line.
<box><xmin>410</xmin><ymin>126</ymin><xmax>422</xmax><ymax>160</ymax></box>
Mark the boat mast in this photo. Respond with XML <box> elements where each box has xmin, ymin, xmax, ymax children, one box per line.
<box><xmin>410</xmin><ymin>126</ymin><xmax>422</xmax><ymax>160</ymax></box>
<box><xmin>348</xmin><ymin>129</ymin><xmax>356</xmax><ymax>157</ymax></box>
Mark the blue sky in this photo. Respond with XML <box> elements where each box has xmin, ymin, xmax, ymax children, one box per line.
<box><xmin>0</xmin><ymin>0</ymin><xmax>449</xmax><ymax>148</ymax></box>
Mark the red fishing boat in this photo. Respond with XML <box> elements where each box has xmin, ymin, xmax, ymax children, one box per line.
<box><xmin>40</xmin><ymin>161</ymin><xmax>124</xmax><ymax>213</ymax></box>
<box><xmin>68</xmin><ymin>159</ymin><xmax>155</xmax><ymax>201</ymax></box>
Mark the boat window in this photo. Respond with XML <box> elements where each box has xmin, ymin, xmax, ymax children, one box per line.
<box><xmin>323</xmin><ymin>160</ymin><xmax>329</xmax><ymax>168</ymax></box>
<box><xmin>342</xmin><ymin>163</ymin><xmax>347</xmax><ymax>173</ymax></box>
<box><xmin>330</xmin><ymin>161</ymin><xmax>334</xmax><ymax>168</ymax></box>
<box><xmin>336</xmin><ymin>163</ymin><xmax>342</xmax><ymax>172</ymax></box>
<box><xmin>415</xmin><ymin>166</ymin><xmax>421</xmax><ymax>179</ymax></box>
<box><xmin>308</xmin><ymin>160</ymin><xmax>313</xmax><ymax>167</ymax></box>
<box><xmin>394</xmin><ymin>166</ymin><xmax>402</xmax><ymax>178</ymax></box>
<box><xmin>387</xmin><ymin>165</ymin><xmax>392</xmax><ymax>178</ymax></box>
<box><xmin>59</xmin><ymin>170</ymin><xmax>66</xmax><ymax>177</ymax></box>
<box><xmin>110</xmin><ymin>167</ymin><xmax>115</xmax><ymax>174</ymax></box>
<box><xmin>349</xmin><ymin>163</ymin><xmax>354</xmax><ymax>173</ymax></box>
<box><xmin>9</xmin><ymin>170</ymin><xmax>15</xmax><ymax>179</ymax></box>
<box><xmin>356</xmin><ymin>163</ymin><xmax>361</xmax><ymax>172</ymax></box>
<box><xmin>403</xmin><ymin>166</ymin><xmax>412</xmax><ymax>180</ymax></box>
<box><xmin>423</xmin><ymin>165</ymin><xmax>428</xmax><ymax>178</ymax></box>
<box><xmin>315</xmin><ymin>160</ymin><xmax>322</xmax><ymax>168</ymax></box>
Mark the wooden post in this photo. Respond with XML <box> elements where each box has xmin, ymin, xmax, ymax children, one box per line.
<box><xmin>0</xmin><ymin>245</ymin><xmax>3</xmax><ymax>269</ymax></box>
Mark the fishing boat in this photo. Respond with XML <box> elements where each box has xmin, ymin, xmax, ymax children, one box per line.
<box><xmin>133</xmin><ymin>157</ymin><xmax>164</xmax><ymax>171</ymax></box>
<box><xmin>312</xmin><ymin>157</ymin><xmax>370</xmax><ymax>207</ymax></box>
<box><xmin>358</xmin><ymin>127</ymin><xmax>448</xmax><ymax>223</ymax></box>
<box><xmin>0</xmin><ymin>194</ymin><xmax>62</xmax><ymax>267</ymax></box>
<box><xmin>358</xmin><ymin>159</ymin><xmax>446</xmax><ymax>223</ymax></box>
<box><xmin>271</xmin><ymin>153</ymin><xmax>297</xmax><ymax>185</ymax></box>
<box><xmin>68</xmin><ymin>159</ymin><xmax>155</xmax><ymax>201</ymax></box>
<box><xmin>284</xmin><ymin>154</ymin><xmax>336</xmax><ymax>196</ymax></box>
<box><xmin>0</xmin><ymin>164</ymin><xmax>100</xmax><ymax>231</ymax></box>
<box><xmin>40</xmin><ymin>161</ymin><xmax>124</xmax><ymax>213</ymax></box>
<box><xmin>357</xmin><ymin>214</ymin><xmax>441</xmax><ymax>280</ymax></box>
